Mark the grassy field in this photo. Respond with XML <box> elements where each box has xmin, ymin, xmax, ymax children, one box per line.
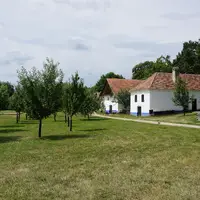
<box><xmin>0</xmin><ymin>113</ymin><xmax>200</xmax><ymax>200</ymax></box>
<box><xmin>106</xmin><ymin>112</ymin><xmax>200</xmax><ymax>125</ymax></box>
<box><xmin>0</xmin><ymin>110</ymin><xmax>16</xmax><ymax>115</ymax></box>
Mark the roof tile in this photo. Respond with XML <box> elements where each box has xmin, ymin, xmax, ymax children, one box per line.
<box><xmin>133</xmin><ymin>72</ymin><xmax>200</xmax><ymax>91</ymax></box>
<box><xmin>106</xmin><ymin>78</ymin><xmax>143</xmax><ymax>94</ymax></box>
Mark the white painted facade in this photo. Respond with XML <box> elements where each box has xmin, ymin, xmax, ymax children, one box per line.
<box><xmin>130</xmin><ymin>90</ymin><xmax>200</xmax><ymax>116</ymax></box>
<box><xmin>103</xmin><ymin>95</ymin><xmax>121</xmax><ymax>113</ymax></box>
<box><xmin>130</xmin><ymin>90</ymin><xmax>150</xmax><ymax>116</ymax></box>
<box><xmin>150</xmin><ymin>90</ymin><xmax>182</xmax><ymax>112</ymax></box>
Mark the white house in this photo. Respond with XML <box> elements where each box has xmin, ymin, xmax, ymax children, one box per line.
<box><xmin>130</xmin><ymin>68</ymin><xmax>200</xmax><ymax>116</ymax></box>
<box><xmin>100</xmin><ymin>78</ymin><xmax>142</xmax><ymax>113</ymax></box>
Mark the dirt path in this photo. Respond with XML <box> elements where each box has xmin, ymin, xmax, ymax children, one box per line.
<box><xmin>94</xmin><ymin>113</ymin><xmax>200</xmax><ymax>129</ymax></box>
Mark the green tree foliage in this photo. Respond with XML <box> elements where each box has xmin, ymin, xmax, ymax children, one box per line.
<box><xmin>173</xmin><ymin>39</ymin><xmax>200</xmax><ymax>74</ymax></box>
<box><xmin>0</xmin><ymin>84</ymin><xmax>9</xmax><ymax>111</ymax></box>
<box><xmin>132</xmin><ymin>61</ymin><xmax>154</xmax><ymax>80</ymax></box>
<box><xmin>17</xmin><ymin>58</ymin><xmax>63</xmax><ymax>137</ymax></box>
<box><xmin>132</xmin><ymin>40</ymin><xmax>200</xmax><ymax>80</ymax></box>
<box><xmin>95</xmin><ymin>72</ymin><xmax>124</xmax><ymax>92</ymax></box>
<box><xmin>0</xmin><ymin>82</ymin><xmax>14</xmax><ymax>109</ymax></box>
<box><xmin>80</xmin><ymin>89</ymin><xmax>101</xmax><ymax>119</ymax></box>
<box><xmin>172</xmin><ymin>77</ymin><xmax>193</xmax><ymax>116</ymax></box>
<box><xmin>63</xmin><ymin>72</ymin><xmax>86</xmax><ymax>131</ymax></box>
<box><xmin>9</xmin><ymin>85</ymin><xmax>24</xmax><ymax>123</ymax></box>
<box><xmin>0</xmin><ymin>81</ymin><xmax>14</xmax><ymax>97</ymax></box>
<box><xmin>115</xmin><ymin>89</ymin><xmax>130</xmax><ymax>113</ymax></box>
<box><xmin>132</xmin><ymin>55</ymin><xmax>172</xmax><ymax>80</ymax></box>
<box><xmin>42</xmin><ymin>58</ymin><xmax>64</xmax><ymax>121</ymax></box>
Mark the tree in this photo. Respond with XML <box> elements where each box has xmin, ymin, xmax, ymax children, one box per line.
<box><xmin>0</xmin><ymin>81</ymin><xmax>14</xmax><ymax>97</ymax></box>
<box><xmin>132</xmin><ymin>55</ymin><xmax>172</xmax><ymax>80</ymax></box>
<box><xmin>172</xmin><ymin>77</ymin><xmax>193</xmax><ymax>116</ymax></box>
<box><xmin>132</xmin><ymin>61</ymin><xmax>155</xmax><ymax>80</ymax></box>
<box><xmin>63</xmin><ymin>72</ymin><xmax>86</xmax><ymax>131</ymax></box>
<box><xmin>0</xmin><ymin>84</ymin><xmax>9</xmax><ymax>111</ymax></box>
<box><xmin>42</xmin><ymin>58</ymin><xmax>64</xmax><ymax>121</ymax></box>
<box><xmin>132</xmin><ymin>39</ymin><xmax>200</xmax><ymax>80</ymax></box>
<box><xmin>155</xmin><ymin>55</ymin><xmax>172</xmax><ymax>72</ymax></box>
<box><xmin>80</xmin><ymin>89</ymin><xmax>101</xmax><ymax>119</ymax></box>
<box><xmin>173</xmin><ymin>39</ymin><xmax>200</xmax><ymax>74</ymax></box>
<box><xmin>17</xmin><ymin>58</ymin><xmax>63</xmax><ymax>138</ymax></box>
<box><xmin>0</xmin><ymin>82</ymin><xmax>14</xmax><ymax>110</ymax></box>
<box><xmin>95</xmin><ymin>72</ymin><xmax>124</xmax><ymax>92</ymax></box>
<box><xmin>9</xmin><ymin>85</ymin><xmax>24</xmax><ymax>123</ymax></box>
<box><xmin>62</xmin><ymin>82</ymin><xmax>70</xmax><ymax>125</ymax></box>
<box><xmin>115</xmin><ymin>89</ymin><xmax>130</xmax><ymax>113</ymax></box>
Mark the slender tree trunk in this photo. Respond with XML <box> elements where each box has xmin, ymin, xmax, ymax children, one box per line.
<box><xmin>88</xmin><ymin>114</ymin><xmax>90</xmax><ymax>120</ymax></box>
<box><xmin>54</xmin><ymin>113</ymin><xmax>57</xmax><ymax>122</ymax></box>
<box><xmin>16</xmin><ymin>112</ymin><xmax>19</xmax><ymax>124</ymax></box>
<box><xmin>68</xmin><ymin>116</ymin><xmax>70</xmax><ymax>127</ymax></box>
<box><xmin>65</xmin><ymin>113</ymin><xmax>67</xmax><ymax>123</ymax></box>
<box><xmin>26</xmin><ymin>113</ymin><xmax>28</xmax><ymax>120</ymax></box>
<box><xmin>18</xmin><ymin>112</ymin><xmax>21</xmax><ymax>122</ymax></box>
<box><xmin>69</xmin><ymin>116</ymin><xmax>72</xmax><ymax>131</ymax></box>
<box><xmin>38</xmin><ymin>119</ymin><xmax>42</xmax><ymax>138</ymax></box>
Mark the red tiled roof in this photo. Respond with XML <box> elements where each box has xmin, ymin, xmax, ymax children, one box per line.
<box><xmin>106</xmin><ymin>78</ymin><xmax>143</xmax><ymax>94</ymax></box>
<box><xmin>132</xmin><ymin>72</ymin><xmax>200</xmax><ymax>91</ymax></box>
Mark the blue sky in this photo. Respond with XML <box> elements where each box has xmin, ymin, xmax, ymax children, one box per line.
<box><xmin>0</xmin><ymin>0</ymin><xmax>200</xmax><ymax>86</ymax></box>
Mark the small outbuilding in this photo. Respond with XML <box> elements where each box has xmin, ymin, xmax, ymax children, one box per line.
<box><xmin>100</xmin><ymin>78</ymin><xmax>142</xmax><ymax>113</ymax></box>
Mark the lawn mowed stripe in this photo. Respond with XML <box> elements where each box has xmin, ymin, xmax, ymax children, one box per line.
<box><xmin>0</xmin><ymin>113</ymin><xmax>200</xmax><ymax>200</ymax></box>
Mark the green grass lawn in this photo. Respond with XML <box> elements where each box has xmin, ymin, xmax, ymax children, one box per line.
<box><xmin>106</xmin><ymin>112</ymin><xmax>200</xmax><ymax>125</ymax></box>
<box><xmin>0</xmin><ymin>110</ymin><xmax>16</xmax><ymax>115</ymax></box>
<box><xmin>145</xmin><ymin>112</ymin><xmax>200</xmax><ymax>125</ymax></box>
<box><xmin>0</xmin><ymin>113</ymin><xmax>200</xmax><ymax>200</ymax></box>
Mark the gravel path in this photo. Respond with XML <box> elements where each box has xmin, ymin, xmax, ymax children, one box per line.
<box><xmin>94</xmin><ymin>113</ymin><xmax>200</xmax><ymax>129</ymax></box>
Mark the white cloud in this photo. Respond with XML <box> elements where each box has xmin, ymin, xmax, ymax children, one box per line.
<box><xmin>0</xmin><ymin>51</ymin><xmax>34</xmax><ymax>65</ymax></box>
<box><xmin>0</xmin><ymin>0</ymin><xmax>200</xmax><ymax>86</ymax></box>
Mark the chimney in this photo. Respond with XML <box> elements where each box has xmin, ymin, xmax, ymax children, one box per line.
<box><xmin>172</xmin><ymin>67</ymin><xmax>179</xmax><ymax>83</ymax></box>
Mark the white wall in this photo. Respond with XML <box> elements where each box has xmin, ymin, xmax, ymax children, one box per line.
<box><xmin>103</xmin><ymin>95</ymin><xmax>119</xmax><ymax>113</ymax></box>
<box><xmin>150</xmin><ymin>90</ymin><xmax>200</xmax><ymax>112</ymax></box>
<box><xmin>150</xmin><ymin>90</ymin><xmax>182</xmax><ymax>112</ymax></box>
<box><xmin>130</xmin><ymin>90</ymin><xmax>150</xmax><ymax>116</ymax></box>
<box><xmin>130</xmin><ymin>89</ymin><xmax>200</xmax><ymax>116</ymax></box>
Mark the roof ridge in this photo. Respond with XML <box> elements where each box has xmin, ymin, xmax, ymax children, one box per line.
<box><xmin>155</xmin><ymin>72</ymin><xmax>200</xmax><ymax>77</ymax></box>
<box><xmin>107</xmin><ymin>78</ymin><xmax>124</xmax><ymax>79</ymax></box>
<box><xmin>149</xmin><ymin>72</ymin><xmax>158</xmax><ymax>88</ymax></box>
<box><xmin>134</xmin><ymin>72</ymin><xmax>157</xmax><ymax>89</ymax></box>
<box><xmin>130</xmin><ymin>72</ymin><xmax>200</xmax><ymax>91</ymax></box>
<box><xmin>107</xmin><ymin>78</ymin><xmax>142</xmax><ymax>81</ymax></box>
<box><xmin>180</xmin><ymin>73</ymin><xmax>200</xmax><ymax>76</ymax></box>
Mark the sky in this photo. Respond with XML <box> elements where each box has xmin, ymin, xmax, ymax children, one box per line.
<box><xmin>0</xmin><ymin>0</ymin><xmax>200</xmax><ymax>86</ymax></box>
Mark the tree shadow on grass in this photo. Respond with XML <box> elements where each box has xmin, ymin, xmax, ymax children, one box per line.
<box><xmin>0</xmin><ymin>136</ymin><xmax>21</xmax><ymax>143</ymax></box>
<box><xmin>20</xmin><ymin>120</ymin><xmax>38</xmax><ymax>125</ymax></box>
<box><xmin>51</xmin><ymin>120</ymin><xmax>65</xmax><ymax>123</ymax></box>
<box><xmin>0</xmin><ymin>113</ymin><xmax>16</xmax><ymax>116</ymax></box>
<box><xmin>42</xmin><ymin>134</ymin><xmax>92</xmax><ymax>140</ymax></box>
<box><xmin>0</xmin><ymin>124</ymin><xmax>24</xmax><ymax>128</ymax></box>
<box><xmin>51</xmin><ymin>120</ymin><xmax>75</xmax><ymax>124</ymax></box>
<box><xmin>80</xmin><ymin>117</ymin><xmax>109</xmax><ymax>121</ymax></box>
<box><xmin>0</xmin><ymin>129</ymin><xmax>26</xmax><ymax>134</ymax></box>
<box><xmin>78</xmin><ymin>128</ymin><xmax>107</xmax><ymax>132</ymax></box>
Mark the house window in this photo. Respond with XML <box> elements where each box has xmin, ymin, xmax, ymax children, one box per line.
<box><xmin>141</xmin><ymin>94</ymin><xmax>144</xmax><ymax>102</ymax></box>
<box><xmin>135</xmin><ymin>95</ymin><xmax>137</xmax><ymax>102</ymax></box>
